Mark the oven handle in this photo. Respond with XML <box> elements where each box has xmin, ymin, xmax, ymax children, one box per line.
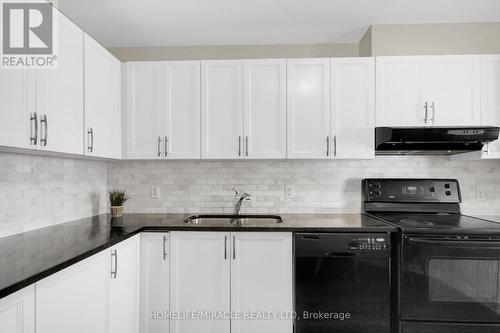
<box><xmin>407</xmin><ymin>237</ymin><xmax>500</xmax><ymax>248</ymax></box>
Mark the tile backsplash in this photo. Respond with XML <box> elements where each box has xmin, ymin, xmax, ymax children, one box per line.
<box><xmin>2</xmin><ymin>152</ymin><xmax>500</xmax><ymax>237</ymax></box>
<box><xmin>0</xmin><ymin>153</ymin><xmax>108</xmax><ymax>237</ymax></box>
<box><xmin>107</xmin><ymin>157</ymin><xmax>500</xmax><ymax>216</ymax></box>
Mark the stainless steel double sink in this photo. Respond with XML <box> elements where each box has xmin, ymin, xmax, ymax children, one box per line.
<box><xmin>183</xmin><ymin>215</ymin><xmax>283</xmax><ymax>227</ymax></box>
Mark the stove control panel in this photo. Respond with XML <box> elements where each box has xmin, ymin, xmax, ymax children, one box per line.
<box><xmin>363</xmin><ymin>179</ymin><xmax>461</xmax><ymax>203</ymax></box>
<box><xmin>348</xmin><ymin>236</ymin><xmax>388</xmax><ymax>251</ymax></box>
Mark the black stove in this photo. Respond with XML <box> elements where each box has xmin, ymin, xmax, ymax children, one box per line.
<box><xmin>363</xmin><ymin>178</ymin><xmax>500</xmax><ymax>235</ymax></box>
<box><xmin>363</xmin><ymin>179</ymin><xmax>500</xmax><ymax>333</ymax></box>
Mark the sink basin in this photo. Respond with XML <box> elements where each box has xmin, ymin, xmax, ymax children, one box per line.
<box><xmin>184</xmin><ymin>215</ymin><xmax>283</xmax><ymax>226</ymax></box>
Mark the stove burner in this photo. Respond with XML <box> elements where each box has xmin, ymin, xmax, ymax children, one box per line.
<box><xmin>398</xmin><ymin>218</ymin><xmax>435</xmax><ymax>227</ymax></box>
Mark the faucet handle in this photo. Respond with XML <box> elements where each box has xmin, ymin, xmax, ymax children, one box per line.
<box><xmin>232</xmin><ymin>188</ymin><xmax>239</xmax><ymax>197</ymax></box>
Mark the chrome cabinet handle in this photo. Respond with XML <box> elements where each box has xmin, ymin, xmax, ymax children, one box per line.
<box><xmin>40</xmin><ymin>115</ymin><xmax>48</xmax><ymax>146</ymax></box>
<box><xmin>163</xmin><ymin>236</ymin><xmax>167</xmax><ymax>260</ymax></box>
<box><xmin>232</xmin><ymin>235</ymin><xmax>236</xmax><ymax>260</ymax></box>
<box><xmin>164</xmin><ymin>136</ymin><xmax>168</xmax><ymax>157</ymax></box>
<box><xmin>333</xmin><ymin>135</ymin><xmax>337</xmax><ymax>157</ymax></box>
<box><xmin>87</xmin><ymin>128</ymin><xmax>93</xmax><ymax>152</ymax></box>
<box><xmin>157</xmin><ymin>136</ymin><xmax>162</xmax><ymax>157</ymax></box>
<box><xmin>238</xmin><ymin>136</ymin><xmax>242</xmax><ymax>157</ymax></box>
<box><xmin>111</xmin><ymin>249</ymin><xmax>118</xmax><ymax>279</ymax></box>
<box><xmin>326</xmin><ymin>136</ymin><xmax>330</xmax><ymax>157</ymax></box>
<box><xmin>245</xmin><ymin>136</ymin><xmax>249</xmax><ymax>157</ymax></box>
<box><xmin>423</xmin><ymin>102</ymin><xmax>428</xmax><ymax>123</ymax></box>
<box><xmin>30</xmin><ymin>112</ymin><xmax>38</xmax><ymax>145</ymax></box>
<box><xmin>224</xmin><ymin>235</ymin><xmax>228</xmax><ymax>260</ymax></box>
<box><xmin>430</xmin><ymin>102</ymin><xmax>435</xmax><ymax>123</ymax></box>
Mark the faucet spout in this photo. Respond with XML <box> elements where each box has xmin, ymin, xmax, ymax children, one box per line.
<box><xmin>233</xmin><ymin>189</ymin><xmax>251</xmax><ymax>216</ymax></box>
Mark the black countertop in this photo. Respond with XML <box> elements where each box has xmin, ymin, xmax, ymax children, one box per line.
<box><xmin>0</xmin><ymin>213</ymin><xmax>395</xmax><ymax>299</ymax></box>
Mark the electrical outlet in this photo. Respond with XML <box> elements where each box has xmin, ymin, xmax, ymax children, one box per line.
<box><xmin>285</xmin><ymin>186</ymin><xmax>295</xmax><ymax>199</ymax></box>
<box><xmin>476</xmin><ymin>184</ymin><xmax>487</xmax><ymax>201</ymax></box>
<box><xmin>151</xmin><ymin>185</ymin><xmax>161</xmax><ymax>199</ymax></box>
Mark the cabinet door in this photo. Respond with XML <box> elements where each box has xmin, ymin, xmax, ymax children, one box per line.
<box><xmin>36</xmin><ymin>251</ymin><xmax>109</xmax><ymax>333</ymax></box>
<box><xmin>243</xmin><ymin>59</ymin><xmax>287</xmax><ymax>159</ymax></box>
<box><xmin>287</xmin><ymin>59</ymin><xmax>331</xmax><ymax>159</ymax></box>
<box><xmin>165</xmin><ymin>61</ymin><xmax>201</xmax><ymax>159</ymax></box>
<box><xmin>428</xmin><ymin>55</ymin><xmax>481</xmax><ymax>126</ymax></box>
<box><xmin>0</xmin><ymin>69</ymin><xmax>35</xmax><ymax>149</ymax></box>
<box><xmin>36</xmin><ymin>11</ymin><xmax>83</xmax><ymax>154</ymax></box>
<box><xmin>125</xmin><ymin>62</ymin><xmax>165</xmax><ymax>159</ymax></box>
<box><xmin>170</xmin><ymin>232</ymin><xmax>230</xmax><ymax>333</ymax></box>
<box><xmin>84</xmin><ymin>34</ymin><xmax>116</xmax><ymax>158</ymax></box>
<box><xmin>0</xmin><ymin>286</ymin><xmax>35</xmax><ymax>333</ymax></box>
<box><xmin>201</xmin><ymin>60</ymin><xmax>243</xmax><ymax>159</ymax></box>
<box><xmin>376</xmin><ymin>57</ymin><xmax>428</xmax><ymax>126</ymax></box>
<box><xmin>331</xmin><ymin>58</ymin><xmax>375</xmax><ymax>159</ymax></box>
<box><xmin>481</xmin><ymin>55</ymin><xmax>500</xmax><ymax>155</ymax></box>
<box><xmin>140</xmin><ymin>233</ymin><xmax>170</xmax><ymax>333</ymax></box>
<box><xmin>231</xmin><ymin>232</ymin><xmax>293</xmax><ymax>333</ymax></box>
<box><xmin>109</xmin><ymin>235</ymin><xmax>140</xmax><ymax>333</ymax></box>
<box><xmin>110</xmin><ymin>61</ymin><xmax>122</xmax><ymax>159</ymax></box>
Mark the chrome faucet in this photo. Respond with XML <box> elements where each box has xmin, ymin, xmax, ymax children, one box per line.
<box><xmin>233</xmin><ymin>188</ymin><xmax>251</xmax><ymax>216</ymax></box>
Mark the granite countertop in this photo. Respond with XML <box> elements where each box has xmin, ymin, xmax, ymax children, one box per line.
<box><xmin>117</xmin><ymin>213</ymin><xmax>396</xmax><ymax>232</ymax></box>
<box><xmin>0</xmin><ymin>212</ymin><xmax>395</xmax><ymax>299</ymax></box>
<box><xmin>472</xmin><ymin>216</ymin><xmax>500</xmax><ymax>223</ymax></box>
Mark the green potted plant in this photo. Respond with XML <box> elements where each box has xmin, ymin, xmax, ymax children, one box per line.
<box><xmin>109</xmin><ymin>190</ymin><xmax>129</xmax><ymax>217</ymax></box>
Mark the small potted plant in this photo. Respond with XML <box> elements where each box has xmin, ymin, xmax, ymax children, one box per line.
<box><xmin>109</xmin><ymin>190</ymin><xmax>129</xmax><ymax>217</ymax></box>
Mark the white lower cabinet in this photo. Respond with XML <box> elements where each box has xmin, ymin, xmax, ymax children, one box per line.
<box><xmin>168</xmin><ymin>231</ymin><xmax>293</xmax><ymax>333</ymax></box>
<box><xmin>170</xmin><ymin>231</ymin><xmax>231</xmax><ymax>333</ymax></box>
<box><xmin>109</xmin><ymin>235</ymin><xmax>140</xmax><ymax>333</ymax></box>
<box><xmin>140</xmin><ymin>233</ymin><xmax>170</xmax><ymax>333</ymax></box>
<box><xmin>0</xmin><ymin>286</ymin><xmax>35</xmax><ymax>333</ymax></box>
<box><xmin>231</xmin><ymin>232</ymin><xmax>293</xmax><ymax>333</ymax></box>
<box><xmin>35</xmin><ymin>250</ymin><xmax>110</xmax><ymax>333</ymax></box>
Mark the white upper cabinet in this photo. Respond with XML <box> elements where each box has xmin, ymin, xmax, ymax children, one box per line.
<box><xmin>376</xmin><ymin>55</ymin><xmax>481</xmax><ymax>127</ymax></box>
<box><xmin>170</xmin><ymin>232</ymin><xmax>231</xmax><ymax>333</ymax></box>
<box><xmin>84</xmin><ymin>34</ymin><xmax>122</xmax><ymax>159</ymax></box>
<box><xmin>164</xmin><ymin>62</ymin><xmax>201</xmax><ymax>159</ymax></box>
<box><xmin>287</xmin><ymin>59</ymin><xmax>331</xmax><ymax>158</ymax></box>
<box><xmin>36</xmin><ymin>251</ymin><xmax>109</xmax><ymax>333</ymax></box>
<box><xmin>243</xmin><ymin>59</ymin><xmax>287</xmax><ymax>159</ymax></box>
<box><xmin>376</xmin><ymin>56</ymin><xmax>428</xmax><ymax>126</ymax></box>
<box><xmin>231</xmin><ymin>233</ymin><xmax>293</xmax><ymax>333</ymax></box>
<box><xmin>36</xmin><ymin>10</ymin><xmax>84</xmax><ymax>155</ymax></box>
<box><xmin>428</xmin><ymin>55</ymin><xmax>480</xmax><ymax>126</ymax></box>
<box><xmin>125</xmin><ymin>61</ymin><xmax>201</xmax><ymax>159</ymax></box>
<box><xmin>331</xmin><ymin>58</ymin><xmax>375</xmax><ymax>159</ymax></box>
<box><xmin>109</xmin><ymin>235</ymin><xmax>140</xmax><ymax>333</ymax></box>
<box><xmin>0</xmin><ymin>70</ymin><xmax>35</xmax><ymax>149</ymax></box>
<box><xmin>456</xmin><ymin>55</ymin><xmax>500</xmax><ymax>160</ymax></box>
<box><xmin>0</xmin><ymin>286</ymin><xmax>35</xmax><ymax>333</ymax></box>
<box><xmin>140</xmin><ymin>233</ymin><xmax>170</xmax><ymax>333</ymax></box>
<box><xmin>125</xmin><ymin>62</ymin><xmax>165</xmax><ymax>159</ymax></box>
<box><xmin>201</xmin><ymin>60</ymin><xmax>244</xmax><ymax>159</ymax></box>
<box><xmin>481</xmin><ymin>55</ymin><xmax>500</xmax><ymax>156</ymax></box>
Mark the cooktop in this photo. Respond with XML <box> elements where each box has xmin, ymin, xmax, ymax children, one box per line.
<box><xmin>370</xmin><ymin>212</ymin><xmax>500</xmax><ymax>234</ymax></box>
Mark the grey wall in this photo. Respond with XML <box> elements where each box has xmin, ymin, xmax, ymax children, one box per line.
<box><xmin>109</xmin><ymin>22</ymin><xmax>500</xmax><ymax>61</ymax></box>
<box><xmin>369</xmin><ymin>22</ymin><xmax>500</xmax><ymax>56</ymax></box>
<box><xmin>108</xmin><ymin>43</ymin><xmax>359</xmax><ymax>61</ymax></box>
<box><xmin>358</xmin><ymin>27</ymin><xmax>372</xmax><ymax>57</ymax></box>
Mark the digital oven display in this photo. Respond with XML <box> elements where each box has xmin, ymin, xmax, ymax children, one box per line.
<box><xmin>402</xmin><ymin>186</ymin><xmax>419</xmax><ymax>195</ymax></box>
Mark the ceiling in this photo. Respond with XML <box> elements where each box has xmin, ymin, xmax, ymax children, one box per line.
<box><xmin>58</xmin><ymin>0</ymin><xmax>500</xmax><ymax>47</ymax></box>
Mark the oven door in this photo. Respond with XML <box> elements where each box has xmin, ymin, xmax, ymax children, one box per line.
<box><xmin>402</xmin><ymin>235</ymin><xmax>500</xmax><ymax>323</ymax></box>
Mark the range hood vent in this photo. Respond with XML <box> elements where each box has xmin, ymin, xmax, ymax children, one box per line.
<box><xmin>375</xmin><ymin>127</ymin><xmax>500</xmax><ymax>156</ymax></box>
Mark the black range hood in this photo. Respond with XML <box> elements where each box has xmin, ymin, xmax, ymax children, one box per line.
<box><xmin>375</xmin><ymin>127</ymin><xmax>500</xmax><ymax>155</ymax></box>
